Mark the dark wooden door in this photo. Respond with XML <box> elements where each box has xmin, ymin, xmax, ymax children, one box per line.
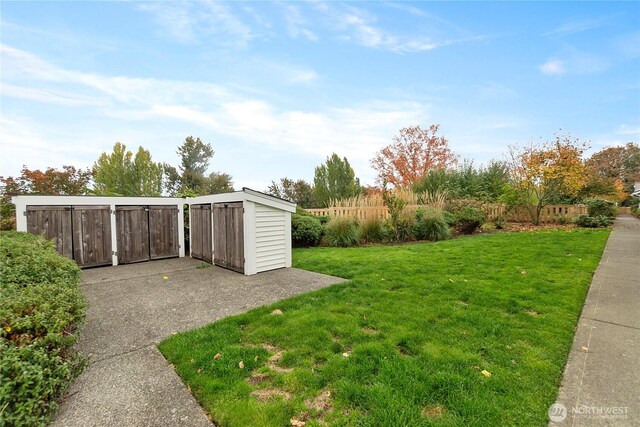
<box><xmin>115</xmin><ymin>206</ymin><xmax>150</xmax><ymax>264</ymax></box>
<box><xmin>26</xmin><ymin>206</ymin><xmax>73</xmax><ymax>259</ymax></box>
<box><xmin>190</xmin><ymin>204</ymin><xmax>212</xmax><ymax>263</ymax></box>
<box><xmin>149</xmin><ymin>206</ymin><xmax>179</xmax><ymax>260</ymax></box>
<box><xmin>213</xmin><ymin>202</ymin><xmax>244</xmax><ymax>273</ymax></box>
<box><xmin>72</xmin><ymin>206</ymin><xmax>112</xmax><ymax>267</ymax></box>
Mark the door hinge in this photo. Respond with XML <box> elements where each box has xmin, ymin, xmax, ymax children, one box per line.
<box><xmin>112</xmin><ymin>251</ymin><xmax>117</xmax><ymax>256</ymax></box>
<box><xmin>23</xmin><ymin>211</ymin><xmax>27</xmax><ymax>216</ymax></box>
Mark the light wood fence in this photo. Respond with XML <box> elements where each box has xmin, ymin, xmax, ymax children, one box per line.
<box><xmin>306</xmin><ymin>204</ymin><xmax>589</xmax><ymax>224</ymax></box>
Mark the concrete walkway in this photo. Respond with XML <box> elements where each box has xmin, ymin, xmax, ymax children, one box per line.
<box><xmin>51</xmin><ymin>258</ymin><xmax>345</xmax><ymax>426</ymax></box>
<box><xmin>553</xmin><ymin>215</ymin><xmax>640</xmax><ymax>426</ymax></box>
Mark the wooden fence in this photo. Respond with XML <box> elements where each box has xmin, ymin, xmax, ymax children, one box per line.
<box><xmin>306</xmin><ymin>204</ymin><xmax>589</xmax><ymax>224</ymax></box>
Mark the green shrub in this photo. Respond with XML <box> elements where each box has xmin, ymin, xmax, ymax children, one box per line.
<box><xmin>586</xmin><ymin>199</ymin><xmax>617</xmax><ymax>218</ymax></box>
<box><xmin>573</xmin><ymin>214</ymin><xmax>613</xmax><ymax>228</ymax></box>
<box><xmin>493</xmin><ymin>215</ymin><xmax>507</xmax><ymax>230</ymax></box>
<box><xmin>413</xmin><ymin>208</ymin><xmax>451</xmax><ymax>241</ymax></box>
<box><xmin>291</xmin><ymin>214</ymin><xmax>323</xmax><ymax>247</ymax></box>
<box><xmin>0</xmin><ymin>231</ymin><xmax>86</xmax><ymax>426</ymax></box>
<box><xmin>443</xmin><ymin>211</ymin><xmax>457</xmax><ymax>227</ymax></box>
<box><xmin>454</xmin><ymin>206</ymin><xmax>487</xmax><ymax>234</ymax></box>
<box><xmin>323</xmin><ymin>217</ymin><xmax>360</xmax><ymax>247</ymax></box>
<box><xmin>360</xmin><ymin>217</ymin><xmax>387</xmax><ymax>244</ymax></box>
<box><xmin>395</xmin><ymin>212</ymin><xmax>415</xmax><ymax>242</ymax></box>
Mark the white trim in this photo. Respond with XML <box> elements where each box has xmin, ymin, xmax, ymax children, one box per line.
<box><xmin>110</xmin><ymin>203</ymin><xmax>118</xmax><ymax>266</ymax></box>
<box><xmin>12</xmin><ymin>195</ymin><xmax>185</xmax><ymax>207</ymax></box>
<box><xmin>284</xmin><ymin>211</ymin><xmax>292</xmax><ymax>268</ymax></box>
<box><xmin>243</xmin><ymin>201</ymin><xmax>257</xmax><ymax>275</ymax></box>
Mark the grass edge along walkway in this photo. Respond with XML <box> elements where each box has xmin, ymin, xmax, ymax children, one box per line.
<box><xmin>160</xmin><ymin>229</ymin><xmax>610</xmax><ymax>427</ymax></box>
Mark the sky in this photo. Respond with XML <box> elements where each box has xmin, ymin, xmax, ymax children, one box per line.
<box><xmin>1</xmin><ymin>1</ymin><xmax>639</xmax><ymax>191</ymax></box>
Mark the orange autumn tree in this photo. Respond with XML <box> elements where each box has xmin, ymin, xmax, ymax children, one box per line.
<box><xmin>507</xmin><ymin>133</ymin><xmax>588</xmax><ymax>224</ymax></box>
<box><xmin>371</xmin><ymin>124</ymin><xmax>458</xmax><ymax>188</ymax></box>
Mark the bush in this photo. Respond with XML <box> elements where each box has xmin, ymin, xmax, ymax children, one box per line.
<box><xmin>395</xmin><ymin>212</ymin><xmax>415</xmax><ymax>242</ymax></box>
<box><xmin>443</xmin><ymin>211</ymin><xmax>457</xmax><ymax>227</ymax></box>
<box><xmin>360</xmin><ymin>217</ymin><xmax>387</xmax><ymax>244</ymax></box>
<box><xmin>323</xmin><ymin>217</ymin><xmax>360</xmax><ymax>247</ymax></box>
<box><xmin>493</xmin><ymin>215</ymin><xmax>507</xmax><ymax>230</ymax></box>
<box><xmin>454</xmin><ymin>206</ymin><xmax>486</xmax><ymax>235</ymax></box>
<box><xmin>586</xmin><ymin>199</ymin><xmax>617</xmax><ymax>218</ymax></box>
<box><xmin>0</xmin><ymin>231</ymin><xmax>86</xmax><ymax>426</ymax></box>
<box><xmin>291</xmin><ymin>214</ymin><xmax>323</xmax><ymax>247</ymax></box>
<box><xmin>413</xmin><ymin>208</ymin><xmax>451</xmax><ymax>241</ymax></box>
<box><xmin>573</xmin><ymin>214</ymin><xmax>613</xmax><ymax>228</ymax></box>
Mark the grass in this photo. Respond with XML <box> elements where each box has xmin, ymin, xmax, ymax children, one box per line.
<box><xmin>159</xmin><ymin>229</ymin><xmax>609</xmax><ymax>426</ymax></box>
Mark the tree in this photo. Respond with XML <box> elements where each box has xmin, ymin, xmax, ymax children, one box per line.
<box><xmin>507</xmin><ymin>133</ymin><xmax>588</xmax><ymax>224</ymax></box>
<box><xmin>177</xmin><ymin>136</ymin><xmax>215</xmax><ymax>192</ymax></box>
<box><xmin>92</xmin><ymin>142</ymin><xmax>163</xmax><ymax>196</ymax></box>
<box><xmin>313</xmin><ymin>154</ymin><xmax>362</xmax><ymax>207</ymax></box>
<box><xmin>0</xmin><ymin>165</ymin><xmax>92</xmax><ymax>230</ymax></box>
<box><xmin>199</xmin><ymin>172</ymin><xmax>234</xmax><ymax>195</ymax></box>
<box><xmin>371</xmin><ymin>124</ymin><xmax>458</xmax><ymax>188</ymax></box>
<box><xmin>267</xmin><ymin>178</ymin><xmax>315</xmax><ymax>208</ymax></box>
<box><xmin>583</xmin><ymin>142</ymin><xmax>640</xmax><ymax>202</ymax></box>
<box><xmin>414</xmin><ymin>159</ymin><xmax>510</xmax><ymax>202</ymax></box>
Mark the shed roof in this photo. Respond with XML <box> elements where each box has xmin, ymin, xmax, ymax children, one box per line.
<box><xmin>187</xmin><ymin>188</ymin><xmax>296</xmax><ymax>213</ymax></box>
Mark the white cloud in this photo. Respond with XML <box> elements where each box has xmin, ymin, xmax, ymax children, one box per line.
<box><xmin>0</xmin><ymin>44</ymin><xmax>430</xmax><ymax>184</ymax></box>
<box><xmin>539</xmin><ymin>59</ymin><xmax>566</xmax><ymax>75</ymax></box>
<box><xmin>543</xmin><ymin>18</ymin><xmax>609</xmax><ymax>37</ymax></box>
<box><xmin>283</xmin><ymin>4</ymin><xmax>318</xmax><ymax>41</ymax></box>
<box><xmin>137</xmin><ymin>1</ymin><xmax>254</xmax><ymax>46</ymax></box>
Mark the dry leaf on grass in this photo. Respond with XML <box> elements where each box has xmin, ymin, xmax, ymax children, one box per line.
<box><xmin>238</xmin><ymin>361</ymin><xmax>244</xmax><ymax>369</ymax></box>
<box><xmin>481</xmin><ymin>369</ymin><xmax>491</xmax><ymax>377</ymax></box>
<box><xmin>271</xmin><ymin>309</ymin><xmax>283</xmax><ymax>315</ymax></box>
<box><xmin>213</xmin><ymin>353</ymin><xmax>222</xmax><ymax>360</ymax></box>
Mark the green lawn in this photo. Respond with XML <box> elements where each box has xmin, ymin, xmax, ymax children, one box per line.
<box><xmin>159</xmin><ymin>229</ymin><xmax>609</xmax><ymax>426</ymax></box>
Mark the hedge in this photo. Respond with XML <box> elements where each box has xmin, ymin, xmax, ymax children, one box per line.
<box><xmin>0</xmin><ymin>232</ymin><xmax>86</xmax><ymax>426</ymax></box>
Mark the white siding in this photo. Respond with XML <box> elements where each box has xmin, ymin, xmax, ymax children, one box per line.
<box><xmin>255</xmin><ymin>203</ymin><xmax>286</xmax><ymax>272</ymax></box>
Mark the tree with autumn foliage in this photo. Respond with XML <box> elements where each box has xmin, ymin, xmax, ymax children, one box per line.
<box><xmin>370</xmin><ymin>124</ymin><xmax>458</xmax><ymax>188</ymax></box>
<box><xmin>506</xmin><ymin>133</ymin><xmax>588</xmax><ymax>224</ymax></box>
<box><xmin>582</xmin><ymin>142</ymin><xmax>640</xmax><ymax>203</ymax></box>
<box><xmin>0</xmin><ymin>165</ymin><xmax>92</xmax><ymax>230</ymax></box>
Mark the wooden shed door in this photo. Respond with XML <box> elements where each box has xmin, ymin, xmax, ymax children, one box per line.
<box><xmin>71</xmin><ymin>206</ymin><xmax>112</xmax><ymax>267</ymax></box>
<box><xmin>26</xmin><ymin>206</ymin><xmax>73</xmax><ymax>259</ymax></box>
<box><xmin>149</xmin><ymin>206</ymin><xmax>180</xmax><ymax>260</ymax></box>
<box><xmin>213</xmin><ymin>202</ymin><xmax>244</xmax><ymax>273</ymax></box>
<box><xmin>115</xmin><ymin>206</ymin><xmax>150</xmax><ymax>264</ymax></box>
<box><xmin>190</xmin><ymin>204</ymin><xmax>212</xmax><ymax>263</ymax></box>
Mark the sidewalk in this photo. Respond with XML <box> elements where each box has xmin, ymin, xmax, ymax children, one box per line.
<box><xmin>552</xmin><ymin>215</ymin><xmax>640</xmax><ymax>426</ymax></box>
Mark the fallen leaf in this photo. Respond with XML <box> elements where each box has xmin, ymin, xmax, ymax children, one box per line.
<box><xmin>342</xmin><ymin>352</ymin><xmax>350</xmax><ymax>358</ymax></box>
<box><xmin>214</xmin><ymin>353</ymin><xmax>222</xmax><ymax>360</ymax></box>
<box><xmin>581</xmin><ymin>346</ymin><xmax>589</xmax><ymax>352</ymax></box>
<box><xmin>163</xmin><ymin>275</ymin><xmax>169</xmax><ymax>280</ymax></box>
<box><xmin>271</xmin><ymin>309</ymin><xmax>283</xmax><ymax>315</ymax></box>
<box><xmin>254</xmin><ymin>355</ymin><xmax>259</xmax><ymax>362</ymax></box>
<box><xmin>521</xmin><ymin>270</ymin><xmax>527</xmax><ymax>275</ymax></box>
<box><xmin>5</xmin><ymin>326</ymin><xmax>11</xmax><ymax>333</ymax></box>
<box><xmin>290</xmin><ymin>418</ymin><xmax>306</xmax><ymax>426</ymax></box>
<box><xmin>481</xmin><ymin>370</ymin><xmax>491</xmax><ymax>377</ymax></box>
<box><xmin>239</xmin><ymin>361</ymin><xmax>245</xmax><ymax>369</ymax></box>
<box><xmin>449</xmin><ymin>278</ymin><xmax>454</xmax><ymax>282</ymax></box>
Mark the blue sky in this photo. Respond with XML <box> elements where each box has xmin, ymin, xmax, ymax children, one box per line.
<box><xmin>1</xmin><ymin>1</ymin><xmax>639</xmax><ymax>190</ymax></box>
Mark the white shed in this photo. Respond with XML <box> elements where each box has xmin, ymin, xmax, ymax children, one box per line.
<box><xmin>187</xmin><ymin>188</ymin><xmax>296</xmax><ymax>275</ymax></box>
<box><xmin>12</xmin><ymin>195</ymin><xmax>186</xmax><ymax>267</ymax></box>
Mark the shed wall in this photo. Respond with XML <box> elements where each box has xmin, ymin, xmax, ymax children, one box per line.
<box><xmin>254</xmin><ymin>203</ymin><xmax>287</xmax><ymax>273</ymax></box>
